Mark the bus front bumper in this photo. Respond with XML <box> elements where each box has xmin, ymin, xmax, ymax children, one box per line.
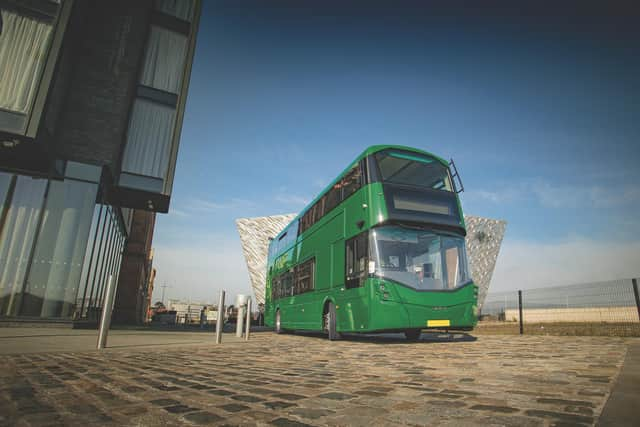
<box><xmin>367</xmin><ymin>282</ymin><xmax>478</xmax><ymax>332</ymax></box>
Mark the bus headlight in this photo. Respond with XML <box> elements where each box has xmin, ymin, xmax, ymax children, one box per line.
<box><xmin>369</xmin><ymin>261</ymin><xmax>376</xmax><ymax>274</ymax></box>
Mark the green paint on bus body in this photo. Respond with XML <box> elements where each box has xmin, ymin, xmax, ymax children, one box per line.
<box><xmin>265</xmin><ymin>145</ymin><xmax>478</xmax><ymax>335</ymax></box>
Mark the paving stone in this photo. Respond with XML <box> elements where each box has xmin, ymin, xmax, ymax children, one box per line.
<box><xmin>524</xmin><ymin>409</ymin><xmax>594</xmax><ymax>424</ymax></box>
<box><xmin>68</xmin><ymin>403</ymin><xmax>99</xmax><ymax>414</ymax></box>
<box><xmin>263</xmin><ymin>401</ymin><xmax>298</xmax><ymax>410</ymax></box>
<box><xmin>536</xmin><ymin>397</ymin><xmax>594</xmax><ymax>408</ymax></box>
<box><xmin>183</xmin><ymin>411</ymin><xmax>224</xmax><ymax>424</ymax></box>
<box><xmin>122</xmin><ymin>385</ymin><xmax>145</xmax><ymax>393</ymax></box>
<box><xmin>427</xmin><ymin>400</ymin><xmax>468</xmax><ymax>408</ymax></box>
<box><xmin>150</xmin><ymin>398</ymin><xmax>181</xmax><ymax>407</ymax></box>
<box><xmin>164</xmin><ymin>404</ymin><xmax>199</xmax><ymax>414</ymax></box>
<box><xmin>355</xmin><ymin>390</ymin><xmax>386</xmax><ymax>397</ymax></box>
<box><xmin>118</xmin><ymin>405</ymin><xmax>148</xmax><ymax>416</ymax></box>
<box><xmin>273</xmin><ymin>393</ymin><xmax>307</xmax><ymax>401</ymax></box>
<box><xmin>470</xmin><ymin>404</ymin><xmax>519</xmax><ymax>413</ymax></box>
<box><xmin>317</xmin><ymin>392</ymin><xmax>354</xmax><ymax>400</ymax></box>
<box><xmin>577</xmin><ymin>390</ymin><xmax>606</xmax><ymax>397</ymax></box>
<box><xmin>564</xmin><ymin>405</ymin><xmax>594</xmax><ymax>415</ymax></box>
<box><xmin>231</xmin><ymin>394</ymin><xmax>265</xmax><ymax>403</ymax></box>
<box><xmin>207</xmin><ymin>388</ymin><xmax>235</xmax><ymax>396</ymax></box>
<box><xmin>219</xmin><ymin>403</ymin><xmax>250</xmax><ymax>413</ymax></box>
<box><xmin>442</xmin><ymin>389</ymin><xmax>479</xmax><ymax>396</ymax></box>
<box><xmin>270</xmin><ymin>417</ymin><xmax>314</xmax><ymax>427</ymax></box>
<box><xmin>289</xmin><ymin>407</ymin><xmax>335</xmax><ymax>419</ymax></box>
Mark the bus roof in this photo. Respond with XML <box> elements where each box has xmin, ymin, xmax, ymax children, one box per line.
<box><xmin>272</xmin><ymin>145</ymin><xmax>451</xmax><ymax>241</ymax></box>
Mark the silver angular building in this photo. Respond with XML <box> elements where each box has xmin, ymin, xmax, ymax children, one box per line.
<box><xmin>236</xmin><ymin>214</ymin><xmax>506</xmax><ymax>308</ymax></box>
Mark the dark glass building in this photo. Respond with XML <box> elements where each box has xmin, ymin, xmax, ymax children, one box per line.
<box><xmin>0</xmin><ymin>0</ymin><xmax>201</xmax><ymax>320</ymax></box>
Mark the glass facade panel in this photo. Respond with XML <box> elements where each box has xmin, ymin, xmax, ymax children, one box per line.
<box><xmin>76</xmin><ymin>204</ymin><xmax>103</xmax><ymax>318</ymax></box>
<box><xmin>70</xmin><ymin>204</ymin><xmax>127</xmax><ymax>321</ymax></box>
<box><xmin>155</xmin><ymin>0</ymin><xmax>195</xmax><ymax>22</ymax></box>
<box><xmin>140</xmin><ymin>26</ymin><xmax>187</xmax><ymax>94</ymax></box>
<box><xmin>0</xmin><ymin>10</ymin><xmax>54</xmax><ymax>114</ymax></box>
<box><xmin>122</xmin><ymin>98</ymin><xmax>176</xmax><ymax>178</ymax></box>
<box><xmin>0</xmin><ymin>172</ymin><xmax>12</xmax><ymax>207</ymax></box>
<box><xmin>86</xmin><ymin>205</ymin><xmax>111</xmax><ymax>320</ymax></box>
<box><xmin>21</xmin><ymin>179</ymin><xmax>98</xmax><ymax>318</ymax></box>
<box><xmin>0</xmin><ymin>171</ymin><xmax>127</xmax><ymax>320</ymax></box>
<box><xmin>0</xmin><ymin>176</ymin><xmax>47</xmax><ymax>316</ymax></box>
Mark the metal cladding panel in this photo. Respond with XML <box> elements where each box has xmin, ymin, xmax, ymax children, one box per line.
<box><xmin>236</xmin><ymin>214</ymin><xmax>506</xmax><ymax>308</ymax></box>
<box><xmin>235</xmin><ymin>214</ymin><xmax>297</xmax><ymax>305</ymax></box>
<box><xmin>464</xmin><ymin>216</ymin><xmax>507</xmax><ymax>309</ymax></box>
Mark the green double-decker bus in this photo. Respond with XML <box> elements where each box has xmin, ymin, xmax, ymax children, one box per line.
<box><xmin>265</xmin><ymin>145</ymin><xmax>478</xmax><ymax>340</ymax></box>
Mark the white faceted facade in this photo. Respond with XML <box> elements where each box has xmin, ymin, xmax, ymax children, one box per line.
<box><xmin>236</xmin><ymin>215</ymin><xmax>296</xmax><ymax>305</ymax></box>
<box><xmin>464</xmin><ymin>216</ymin><xmax>507</xmax><ymax>308</ymax></box>
<box><xmin>236</xmin><ymin>214</ymin><xmax>505</xmax><ymax>308</ymax></box>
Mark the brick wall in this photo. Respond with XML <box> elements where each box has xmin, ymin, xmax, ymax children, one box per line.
<box><xmin>53</xmin><ymin>0</ymin><xmax>152</xmax><ymax>173</ymax></box>
<box><xmin>113</xmin><ymin>209</ymin><xmax>156</xmax><ymax>324</ymax></box>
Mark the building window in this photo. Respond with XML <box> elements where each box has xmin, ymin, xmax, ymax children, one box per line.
<box><xmin>140</xmin><ymin>26</ymin><xmax>188</xmax><ymax>94</ymax></box>
<box><xmin>122</xmin><ymin>99</ymin><xmax>176</xmax><ymax>179</ymax></box>
<box><xmin>0</xmin><ymin>10</ymin><xmax>53</xmax><ymax>114</ymax></box>
<box><xmin>120</xmin><ymin>0</ymin><xmax>197</xmax><ymax>193</ymax></box>
<box><xmin>155</xmin><ymin>0</ymin><xmax>195</xmax><ymax>22</ymax></box>
<box><xmin>0</xmin><ymin>1</ymin><xmax>68</xmax><ymax>136</ymax></box>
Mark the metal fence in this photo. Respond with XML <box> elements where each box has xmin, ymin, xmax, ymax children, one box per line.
<box><xmin>480</xmin><ymin>278</ymin><xmax>640</xmax><ymax>336</ymax></box>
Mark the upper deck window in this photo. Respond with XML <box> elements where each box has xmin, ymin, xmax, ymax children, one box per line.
<box><xmin>375</xmin><ymin>151</ymin><xmax>453</xmax><ymax>191</ymax></box>
<box><xmin>0</xmin><ymin>0</ymin><xmax>68</xmax><ymax>136</ymax></box>
<box><xmin>298</xmin><ymin>163</ymin><xmax>362</xmax><ymax>235</ymax></box>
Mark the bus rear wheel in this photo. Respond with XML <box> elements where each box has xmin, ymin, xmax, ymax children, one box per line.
<box><xmin>324</xmin><ymin>302</ymin><xmax>340</xmax><ymax>341</ymax></box>
<box><xmin>275</xmin><ymin>310</ymin><xmax>283</xmax><ymax>334</ymax></box>
<box><xmin>404</xmin><ymin>329</ymin><xmax>421</xmax><ymax>341</ymax></box>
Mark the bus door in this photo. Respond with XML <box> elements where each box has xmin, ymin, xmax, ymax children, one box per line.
<box><xmin>335</xmin><ymin>232</ymin><xmax>369</xmax><ymax>332</ymax></box>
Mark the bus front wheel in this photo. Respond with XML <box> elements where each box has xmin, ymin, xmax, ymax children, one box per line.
<box><xmin>324</xmin><ymin>302</ymin><xmax>340</xmax><ymax>341</ymax></box>
<box><xmin>275</xmin><ymin>310</ymin><xmax>283</xmax><ymax>334</ymax></box>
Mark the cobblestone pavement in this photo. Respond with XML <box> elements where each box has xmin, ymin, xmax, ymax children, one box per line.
<box><xmin>0</xmin><ymin>332</ymin><xmax>633</xmax><ymax>426</ymax></box>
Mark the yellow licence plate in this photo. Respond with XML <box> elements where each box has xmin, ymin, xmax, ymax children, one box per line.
<box><xmin>427</xmin><ymin>319</ymin><xmax>450</xmax><ymax>327</ymax></box>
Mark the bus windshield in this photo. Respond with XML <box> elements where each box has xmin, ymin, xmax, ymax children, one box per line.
<box><xmin>369</xmin><ymin>226</ymin><xmax>470</xmax><ymax>290</ymax></box>
<box><xmin>375</xmin><ymin>150</ymin><xmax>453</xmax><ymax>191</ymax></box>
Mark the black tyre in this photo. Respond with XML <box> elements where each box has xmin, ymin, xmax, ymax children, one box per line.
<box><xmin>275</xmin><ymin>309</ymin><xmax>283</xmax><ymax>334</ymax></box>
<box><xmin>404</xmin><ymin>329</ymin><xmax>421</xmax><ymax>341</ymax></box>
<box><xmin>324</xmin><ymin>302</ymin><xmax>341</xmax><ymax>341</ymax></box>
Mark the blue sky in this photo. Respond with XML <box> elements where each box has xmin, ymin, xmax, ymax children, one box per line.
<box><xmin>152</xmin><ymin>1</ymin><xmax>640</xmax><ymax>303</ymax></box>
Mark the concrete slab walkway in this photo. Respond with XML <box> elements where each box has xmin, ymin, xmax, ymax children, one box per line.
<box><xmin>597</xmin><ymin>341</ymin><xmax>640</xmax><ymax>426</ymax></box>
<box><xmin>0</xmin><ymin>327</ymin><xmax>247</xmax><ymax>355</ymax></box>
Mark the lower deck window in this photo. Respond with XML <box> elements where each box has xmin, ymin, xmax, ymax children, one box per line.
<box><xmin>271</xmin><ymin>257</ymin><xmax>315</xmax><ymax>300</ymax></box>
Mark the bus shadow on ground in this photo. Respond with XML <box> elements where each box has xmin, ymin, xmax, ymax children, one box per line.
<box><xmin>291</xmin><ymin>331</ymin><xmax>477</xmax><ymax>344</ymax></box>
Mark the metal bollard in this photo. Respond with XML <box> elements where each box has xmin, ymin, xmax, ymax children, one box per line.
<box><xmin>518</xmin><ymin>290</ymin><xmax>523</xmax><ymax>335</ymax></box>
<box><xmin>245</xmin><ymin>299</ymin><xmax>252</xmax><ymax>341</ymax></box>
<box><xmin>236</xmin><ymin>305</ymin><xmax>244</xmax><ymax>338</ymax></box>
<box><xmin>97</xmin><ymin>275</ymin><xmax>116</xmax><ymax>349</ymax></box>
<box><xmin>633</xmin><ymin>279</ymin><xmax>640</xmax><ymax>323</ymax></box>
<box><xmin>215</xmin><ymin>290</ymin><xmax>225</xmax><ymax>344</ymax></box>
